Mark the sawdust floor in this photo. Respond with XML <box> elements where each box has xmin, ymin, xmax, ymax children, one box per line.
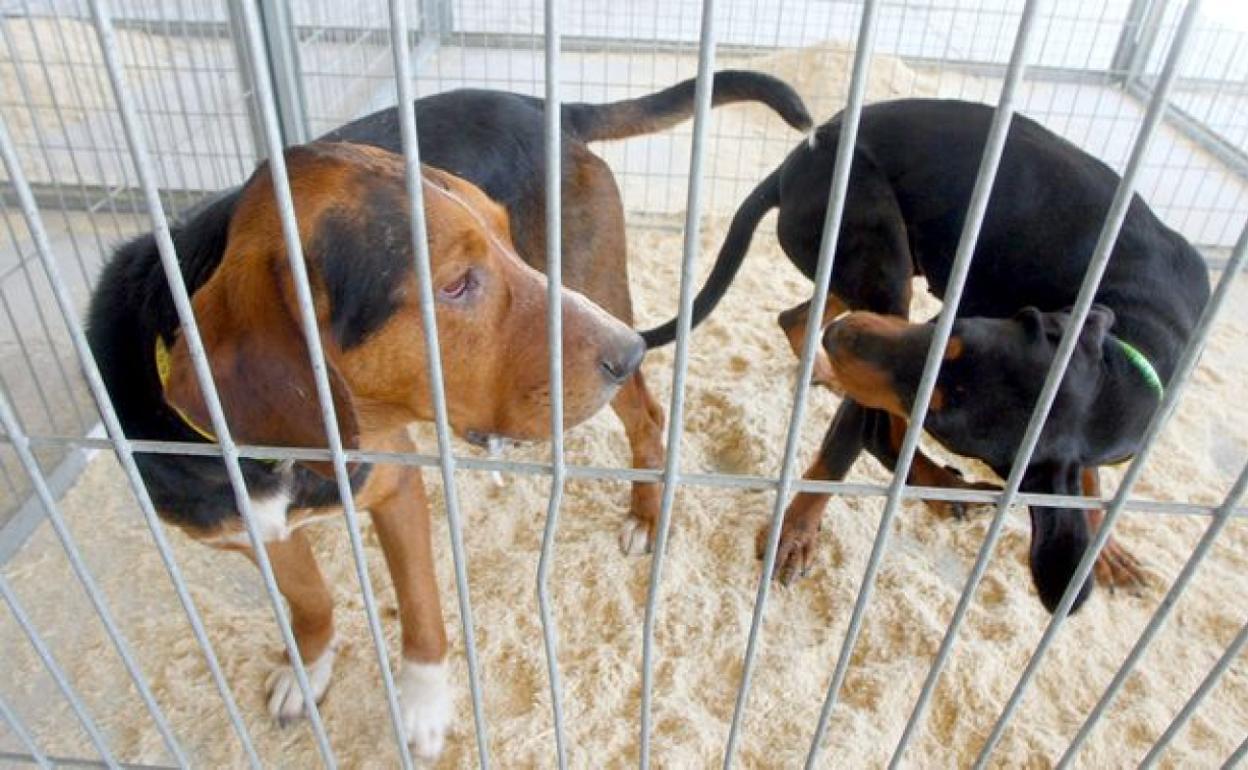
<box><xmin>2</xmin><ymin>215</ymin><xmax>1246</xmax><ymax>769</ymax></box>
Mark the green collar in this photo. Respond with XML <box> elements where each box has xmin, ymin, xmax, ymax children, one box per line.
<box><xmin>1115</xmin><ymin>338</ymin><xmax>1163</xmax><ymax>398</ymax></box>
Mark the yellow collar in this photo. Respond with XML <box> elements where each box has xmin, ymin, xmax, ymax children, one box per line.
<box><xmin>154</xmin><ymin>334</ymin><xmax>218</xmax><ymax>443</ymax></box>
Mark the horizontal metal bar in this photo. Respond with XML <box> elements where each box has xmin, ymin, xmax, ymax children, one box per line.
<box><xmin>0</xmin><ymin>424</ymin><xmax>99</xmax><ymax>567</ymax></box>
<box><xmin>9</xmin><ymin>432</ymin><xmax>1247</xmax><ymax>519</ymax></box>
<box><xmin>0</xmin><ymin>750</ymin><xmax>175</xmax><ymax>769</ymax></box>
<box><xmin>0</xmin><ymin>692</ymin><xmax>50</xmax><ymax>769</ymax></box>
<box><xmin>1125</xmin><ymin>80</ymin><xmax>1248</xmax><ymax>181</ymax></box>
<box><xmin>0</xmin><ymin>183</ymin><xmax>223</xmax><ymax>216</ymax></box>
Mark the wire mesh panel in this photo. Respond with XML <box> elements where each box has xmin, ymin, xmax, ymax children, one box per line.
<box><xmin>0</xmin><ymin>0</ymin><xmax>1246</xmax><ymax>767</ymax></box>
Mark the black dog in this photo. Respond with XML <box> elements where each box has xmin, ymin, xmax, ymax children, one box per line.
<box><xmin>643</xmin><ymin>99</ymin><xmax>1210</xmax><ymax>613</ymax></box>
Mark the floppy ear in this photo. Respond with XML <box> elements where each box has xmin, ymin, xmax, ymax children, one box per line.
<box><xmin>1022</xmin><ymin>462</ymin><xmax>1094</xmax><ymax>614</ymax></box>
<box><xmin>1014</xmin><ymin>306</ymin><xmax>1045</xmax><ymax>339</ymax></box>
<box><xmin>1078</xmin><ymin>303</ymin><xmax>1115</xmax><ymax>350</ymax></box>
<box><xmin>162</xmin><ymin>254</ymin><xmax>360</xmax><ymax>478</ymax></box>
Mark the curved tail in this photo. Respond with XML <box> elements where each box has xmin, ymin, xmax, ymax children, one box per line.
<box><xmin>640</xmin><ymin>168</ymin><xmax>782</xmax><ymax>348</ymax></box>
<box><xmin>562</xmin><ymin>70</ymin><xmax>811</xmax><ymax>142</ymax></box>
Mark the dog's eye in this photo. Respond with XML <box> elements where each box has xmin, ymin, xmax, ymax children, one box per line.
<box><xmin>439</xmin><ymin>269</ymin><xmax>476</xmax><ymax>302</ymax></box>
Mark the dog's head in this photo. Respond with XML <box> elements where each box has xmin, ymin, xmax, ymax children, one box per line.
<box><xmin>821</xmin><ymin>306</ymin><xmax>1117</xmax><ymax>612</ymax></box>
<box><xmin>162</xmin><ymin>142</ymin><xmax>643</xmax><ymax>473</ymax></box>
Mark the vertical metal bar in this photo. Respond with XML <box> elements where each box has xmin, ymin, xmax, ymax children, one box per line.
<box><xmin>725</xmin><ymin>1</ymin><xmax>881</xmax><ymax>766</ymax></box>
<box><xmin>121</xmin><ymin>0</ymin><xmax>195</xmax><ymax>216</ymax></box>
<box><xmin>0</xmin><ymin>111</ymin><xmax>263</xmax><ymax>770</ymax></box>
<box><xmin>0</xmin><ymin>20</ymin><xmax>92</xmax><ymax>291</ymax></box>
<box><xmin>0</xmin><ymin>576</ymin><xmax>118</xmax><ymax>769</ymax></box>
<box><xmin>386</xmin><ymin>2</ymin><xmax>492</xmax><ymax>766</ymax></box>
<box><xmin>225</xmin><ymin>0</ymin><xmax>268</xmax><ymax>163</ymax></box>
<box><xmin>1225</xmin><ymin>734</ymin><xmax>1248</xmax><ymax>769</ymax></box>
<box><xmin>174</xmin><ymin>0</ymin><xmax>229</xmax><ymax>192</ymax></box>
<box><xmin>87</xmin><ymin>1</ymin><xmax>338</xmax><ymax>765</ymax></box>
<box><xmin>257</xmin><ymin>0</ymin><xmax>309</xmax><ymax>145</ymax></box>
<box><xmin>229</xmin><ymin>1</ymin><xmax>413</xmax><ymax>765</ymax></box>
<box><xmin>1139</xmin><ymin>615</ymin><xmax>1248</xmax><ymax>769</ymax></box>
<box><xmin>973</xmin><ymin>5</ymin><xmax>1203</xmax><ymax>764</ymax></box>
<box><xmin>895</xmin><ymin>1</ymin><xmax>1202</xmax><ymax>763</ymax></box>
<box><xmin>1057</xmin><ymin>234</ymin><xmax>1248</xmax><ymax>769</ymax></box>
<box><xmin>1127</xmin><ymin>0</ymin><xmax>1171</xmax><ymax>85</ymax></box>
<box><xmin>0</xmin><ymin>690</ymin><xmax>52</xmax><ymax>769</ymax></box>
<box><xmin>0</xmin><ymin>369</ymin><xmax>186</xmax><ymax>766</ymax></box>
<box><xmin>639</xmin><ymin>1</ymin><xmax>717</xmax><ymax>767</ymax></box>
<box><xmin>17</xmin><ymin>1</ymin><xmax>111</xmax><ymax>278</ymax></box>
<box><xmin>806</xmin><ymin>1</ymin><xmax>1046</xmax><ymax>765</ymax></box>
<box><xmin>537</xmin><ymin>0</ymin><xmax>568</xmax><ymax>767</ymax></box>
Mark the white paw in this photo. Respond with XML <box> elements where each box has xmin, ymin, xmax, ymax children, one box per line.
<box><xmin>265</xmin><ymin>638</ymin><xmax>337</xmax><ymax>724</ymax></box>
<box><xmin>618</xmin><ymin>515</ymin><xmax>653</xmax><ymax>556</ymax></box>
<box><xmin>399</xmin><ymin>660</ymin><xmax>452</xmax><ymax>760</ymax></box>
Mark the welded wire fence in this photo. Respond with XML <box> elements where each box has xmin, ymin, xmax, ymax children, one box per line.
<box><xmin>0</xmin><ymin>0</ymin><xmax>1245</xmax><ymax>767</ymax></box>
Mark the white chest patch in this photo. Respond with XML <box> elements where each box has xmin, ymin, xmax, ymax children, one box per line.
<box><xmin>210</xmin><ymin>491</ymin><xmax>292</xmax><ymax>547</ymax></box>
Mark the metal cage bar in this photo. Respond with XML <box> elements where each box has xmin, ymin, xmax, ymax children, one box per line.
<box><xmin>1138</xmin><ymin>614</ymin><xmax>1248</xmax><ymax>768</ymax></box>
<box><xmin>974</xmin><ymin>3</ymin><xmax>1206</xmax><ymax>763</ymax></box>
<box><xmin>0</xmin><ymin>690</ymin><xmax>50</xmax><ymax>770</ymax></box>
<box><xmin>727</xmin><ymin>1</ymin><xmax>882</xmax><ymax>765</ymax></box>
<box><xmin>1056</xmin><ymin>236</ymin><xmax>1248</xmax><ymax>768</ymax></box>
<box><xmin>0</xmin><ymin>110</ymin><xmax>262</xmax><ymax>768</ymax></box>
<box><xmin>8</xmin><ymin>429</ymin><xmax>1248</xmax><ymax>519</ymax></box>
<box><xmin>86</xmin><ymin>1</ymin><xmax>337</xmax><ymax>765</ymax></box>
<box><xmin>0</xmin><ymin>571</ymin><xmax>118</xmax><ymax>768</ymax></box>
<box><xmin>638</xmin><ymin>1</ymin><xmax>718</xmax><ymax>766</ymax></box>
<box><xmin>1225</xmin><ymin>734</ymin><xmax>1248</xmax><ymax>770</ymax></box>
<box><xmin>230</xmin><ymin>1</ymin><xmax>415</xmax><ymax>765</ymax></box>
<box><xmin>811</xmin><ymin>0</ymin><xmax>1047</xmax><ymax>764</ymax></box>
<box><xmin>537</xmin><ymin>0</ymin><xmax>569</xmax><ymax>767</ymax></box>
<box><xmin>386</xmin><ymin>2</ymin><xmax>492</xmax><ymax>765</ymax></box>
<box><xmin>0</xmin><ymin>363</ymin><xmax>185</xmax><ymax>766</ymax></box>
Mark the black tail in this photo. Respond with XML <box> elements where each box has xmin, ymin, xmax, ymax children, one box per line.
<box><xmin>562</xmin><ymin>70</ymin><xmax>811</xmax><ymax>143</ymax></box>
<box><xmin>640</xmin><ymin>168</ymin><xmax>782</xmax><ymax>348</ymax></box>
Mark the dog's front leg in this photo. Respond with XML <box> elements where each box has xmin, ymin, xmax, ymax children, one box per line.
<box><xmin>239</xmin><ymin>530</ymin><xmax>338</xmax><ymax>725</ymax></box>
<box><xmin>370</xmin><ymin>463</ymin><xmax>452</xmax><ymax>761</ymax></box>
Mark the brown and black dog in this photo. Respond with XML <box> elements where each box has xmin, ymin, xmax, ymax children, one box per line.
<box><xmin>87</xmin><ymin>74</ymin><xmax>810</xmax><ymax>757</ymax></box>
<box><xmin>88</xmin><ymin>143</ymin><xmax>643</xmax><ymax>758</ymax></box>
<box><xmin>643</xmin><ymin>99</ymin><xmax>1210</xmax><ymax>614</ymax></box>
<box><xmin>321</xmin><ymin>72</ymin><xmax>811</xmax><ymax>554</ymax></box>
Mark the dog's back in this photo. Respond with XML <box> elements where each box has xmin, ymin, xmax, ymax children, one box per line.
<box><xmin>807</xmin><ymin>99</ymin><xmax>1210</xmax><ymax>374</ymax></box>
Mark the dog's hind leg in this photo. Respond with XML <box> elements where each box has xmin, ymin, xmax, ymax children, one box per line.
<box><xmin>241</xmin><ymin>530</ymin><xmax>338</xmax><ymax>725</ymax></box>
<box><xmin>614</xmin><ymin>368</ymin><xmax>667</xmax><ymax>556</ymax></box>
<box><xmin>1083</xmin><ymin>467</ymin><xmax>1149</xmax><ymax>594</ymax></box>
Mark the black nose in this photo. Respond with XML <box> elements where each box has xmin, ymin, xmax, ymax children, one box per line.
<box><xmin>600</xmin><ymin>332</ymin><xmax>645</xmax><ymax>385</ymax></box>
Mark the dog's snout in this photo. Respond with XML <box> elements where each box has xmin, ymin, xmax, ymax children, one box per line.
<box><xmin>599</xmin><ymin>331</ymin><xmax>645</xmax><ymax>385</ymax></box>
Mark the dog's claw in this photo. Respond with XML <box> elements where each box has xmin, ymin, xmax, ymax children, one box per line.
<box><xmin>618</xmin><ymin>515</ymin><xmax>654</xmax><ymax>557</ymax></box>
<box><xmin>757</xmin><ymin>520</ymin><xmax>817</xmax><ymax>586</ymax></box>
<box><xmin>265</xmin><ymin>641</ymin><xmax>337</xmax><ymax>724</ymax></box>
<box><xmin>1094</xmin><ymin>538</ymin><xmax>1150</xmax><ymax>595</ymax></box>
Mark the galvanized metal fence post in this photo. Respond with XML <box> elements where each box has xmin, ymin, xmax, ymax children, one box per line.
<box><xmin>639</xmin><ymin>1</ymin><xmax>718</xmax><ymax>766</ymax></box>
<box><xmin>727</xmin><ymin>1</ymin><xmax>881</xmax><ymax>765</ymax></box>
<box><xmin>387</xmin><ymin>1</ymin><xmax>492</xmax><ymax>766</ymax></box>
